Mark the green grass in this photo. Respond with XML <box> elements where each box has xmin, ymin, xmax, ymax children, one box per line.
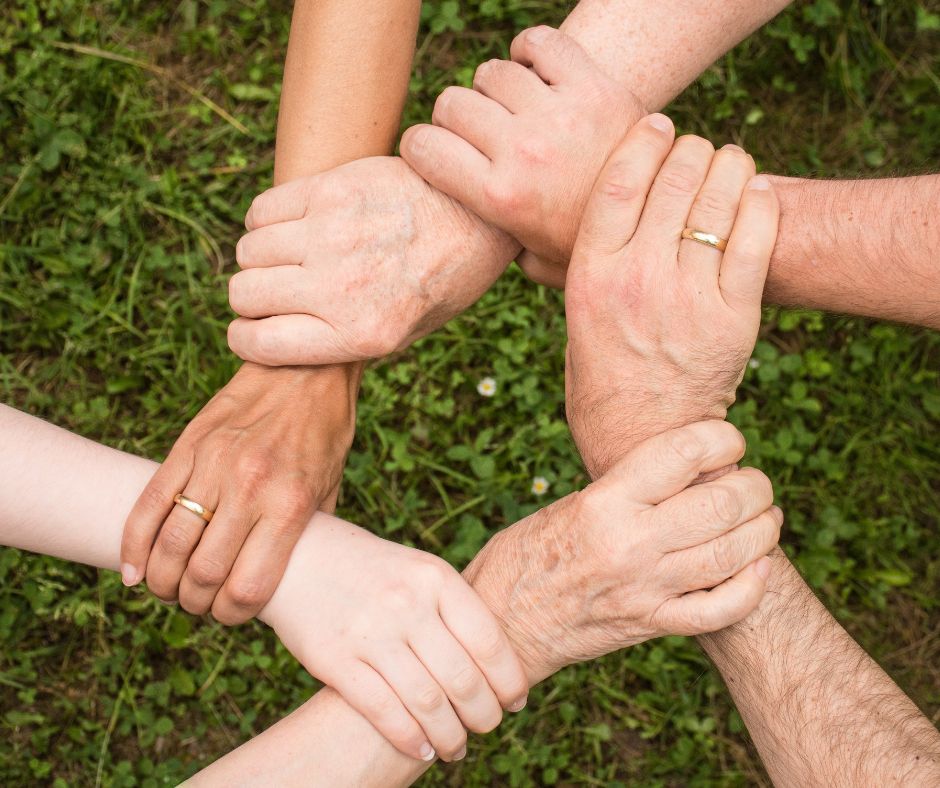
<box><xmin>1</xmin><ymin>0</ymin><xmax>938</xmax><ymax>785</ymax></box>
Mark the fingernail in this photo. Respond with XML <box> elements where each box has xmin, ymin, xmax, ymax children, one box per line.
<box><xmin>419</xmin><ymin>743</ymin><xmax>436</xmax><ymax>762</ymax></box>
<box><xmin>754</xmin><ymin>556</ymin><xmax>772</xmax><ymax>580</ymax></box>
<box><xmin>120</xmin><ymin>563</ymin><xmax>140</xmax><ymax>586</ymax></box>
<box><xmin>453</xmin><ymin>746</ymin><xmax>467</xmax><ymax>761</ymax></box>
<box><xmin>749</xmin><ymin>175</ymin><xmax>771</xmax><ymax>191</ymax></box>
<box><xmin>527</xmin><ymin>26</ymin><xmax>549</xmax><ymax>44</ymax></box>
<box><xmin>647</xmin><ymin>113</ymin><xmax>673</xmax><ymax>133</ymax></box>
<box><xmin>508</xmin><ymin>696</ymin><xmax>527</xmax><ymax>713</ymax></box>
<box><xmin>722</xmin><ymin>143</ymin><xmax>745</xmax><ymax>152</ymax></box>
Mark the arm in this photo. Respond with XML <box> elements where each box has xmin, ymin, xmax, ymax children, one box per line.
<box><xmin>402</xmin><ymin>19</ymin><xmax>940</xmax><ymax>327</ymax></box>
<box><xmin>1</xmin><ymin>405</ymin><xmax>778</xmax><ymax>785</ymax></box>
<box><xmin>224</xmin><ymin>0</ymin><xmax>794</xmax><ymax>366</ymax></box>
<box><xmin>561</xmin><ymin>113</ymin><xmax>940</xmax><ymax>780</ymax></box>
<box><xmin>765</xmin><ymin>175</ymin><xmax>940</xmax><ymax>329</ymax></box>
<box><xmin>120</xmin><ymin>0</ymin><xmax>420</xmax><ymax>623</ymax></box>
<box><xmin>700</xmin><ymin>549</ymin><xmax>940</xmax><ymax>786</ymax></box>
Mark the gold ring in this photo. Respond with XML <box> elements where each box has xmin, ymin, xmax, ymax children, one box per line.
<box><xmin>682</xmin><ymin>227</ymin><xmax>728</xmax><ymax>252</ymax></box>
<box><xmin>173</xmin><ymin>493</ymin><xmax>214</xmax><ymax>524</ymax></box>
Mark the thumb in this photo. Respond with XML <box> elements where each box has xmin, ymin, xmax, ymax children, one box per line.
<box><xmin>516</xmin><ymin>250</ymin><xmax>567</xmax><ymax>289</ymax></box>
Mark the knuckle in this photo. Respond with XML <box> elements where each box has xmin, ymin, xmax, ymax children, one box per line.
<box><xmin>710</xmin><ymin>533</ymin><xmax>744</xmax><ymax>576</ymax></box>
<box><xmin>471</xmin><ymin>624</ymin><xmax>507</xmax><ymax>662</ymax></box>
<box><xmin>707</xmin><ymin>485</ymin><xmax>743</xmax><ymax>526</ymax></box>
<box><xmin>432</xmin><ymin>86</ymin><xmax>459</xmax><ymax>121</ymax></box>
<box><xmin>656</xmin><ymin>162</ymin><xmax>703</xmax><ymax>196</ymax></box>
<box><xmin>415</xmin><ymin>684</ymin><xmax>446</xmax><ymax>714</ymax></box>
<box><xmin>277</xmin><ymin>477</ymin><xmax>315</xmax><ymax>520</ymax></box>
<box><xmin>157</xmin><ymin>522</ymin><xmax>197</xmax><ymax>558</ymax></box>
<box><xmin>234</xmin><ymin>452</ymin><xmax>273</xmax><ymax>484</ymax></box>
<box><xmin>472</xmin><ymin>59</ymin><xmax>499</xmax><ymax>87</ymax></box>
<box><xmin>227</xmin><ymin>272</ymin><xmax>250</xmax><ymax>313</ymax></box>
<box><xmin>223</xmin><ymin>577</ymin><xmax>269</xmax><ymax>610</ymax></box>
<box><xmin>664</xmin><ymin>428</ymin><xmax>705</xmax><ymax>465</ymax></box>
<box><xmin>448</xmin><ymin>664</ymin><xmax>482</xmax><ymax>701</ymax></box>
<box><xmin>514</xmin><ymin>135</ymin><xmax>554</xmax><ymax>166</ymax></box>
<box><xmin>482</xmin><ymin>178</ymin><xmax>522</xmax><ymax>213</ymax></box>
<box><xmin>188</xmin><ymin>556</ymin><xmax>229</xmax><ymax>588</ymax></box>
<box><xmin>694</xmin><ymin>187</ymin><xmax>735</xmax><ymax>218</ymax></box>
<box><xmin>597</xmin><ymin>159</ymin><xmax>644</xmax><ymax>203</ymax></box>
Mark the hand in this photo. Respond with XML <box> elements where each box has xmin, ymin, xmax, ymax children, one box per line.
<box><xmin>226</xmin><ymin>156</ymin><xmax>519</xmax><ymax>366</ymax></box>
<box><xmin>401</xmin><ymin>26</ymin><xmax>643</xmax><ymax>288</ymax></box>
<box><xmin>564</xmin><ymin>117</ymin><xmax>779</xmax><ymax>478</ymax></box>
<box><xmin>120</xmin><ymin>363</ymin><xmax>358</xmax><ymax>624</ymax></box>
<box><xmin>464</xmin><ymin>420</ymin><xmax>779</xmax><ymax>684</ymax></box>
<box><xmin>259</xmin><ymin>515</ymin><xmax>529</xmax><ymax>763</ymax></box>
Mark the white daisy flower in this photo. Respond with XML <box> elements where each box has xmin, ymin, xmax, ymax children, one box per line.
<box><xmin>531</xmin><ymin>477</ymin><xmax>549</xmax><ymax>496</ymax></box>
<box><xmin>748</xmin><ymin>358</ymin><xmax>761</xmax><ymax>370</ymax></box>
<box><xmin>477</xmin><ymin>377</ymin><xmax>497</xmax><ymax>397</ymax></box>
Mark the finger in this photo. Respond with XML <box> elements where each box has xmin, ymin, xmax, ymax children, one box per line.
<box><xmin>210</xmin><ymin>511</ymin><xmax>309</xmax><ymax>624</ymax></box>
<box><xmin>655</xmin><ymin>467</ymin><xmax>774</xmax><ymax>551</ymax></box>
<box><xmin>331</xmin><ymin>661</ymin><xmax>436</xmax><ymax>762</ymax></box>
<box><xmin>439</xmin><ymin>581</ymin><xmax>528</xmax><ymax>713</ymax></box>
<box><xmin>719</xmin><ymin>175</ymin><xmax>779</xmax><ymax>311</ymax></box>
<box><xmin>410</xmin><ymin>623</ymin><xmax>503</xmax><ymax>736</ymax></box>
<box><xmin>572</xmin><ymin>114</ymin><xmax>675</xmax><ymax>258</ymax></box>
<box><xmin>668</xmin><ymin>506</ymin><xmax>782</xmax><ymax>592</ymax></box>
<box><xmin>400</xmin><ymin>124</ymin><xmax>491</xmax><ymax>215</ymax></box>
<box><xmin>227</xmin><ymin>314</ymin><xmax>350</xmax><ymax>366</ymax></box>
<box><xmin>145</xmin><ymin>469</ymin><xmax>217</xmax><ymax>603</ymax></box>
<box><xmin>228</xmin><ymin>267</ymin><xmax>318</xmax><ymax>319</ymax></box>
<box><xmin>235</xmin><ymin>221</ymin><xmax>307</xmax><ymax>269</ymax></box>
<box><xmin>121</xmin><ymin>448</ymin><xmax>194</xmax><ymax>586</ymax></box>
<box><xmin>509</xmin><ymin>26</ymin><xmax>598</xmax><ymax>87</ymax></box>
<box><xmin>432</xmin><ymin>86</ymin><xmax>511</xmax><ymax>156</ymax></box>
<box><xmin>678</xmin><ymin>145</ymin><xmax>755</xmax><ymax>293</ymax></box>
<box><xmin>654</xmin><ymin>556</ymin><xmax>772</xmax><ymax>636</ymax></box>
<box><xmin>472</xmin><ymin>58</ymin><xmax>551</xmax><ymax>112</ymax></box>
<box><xmin>178</xmin><ymin>496</ymin><xmax>258</xmax><ymax>616</ymax></box>
<box><xmin>632</xmin><ymin>134</ymin><xmax>715</xmax><ymax>265</ymax></box>
<box><xmin>516</xmin><ymin>250</ymin><xmax>567</xmax><ymax>289</ymax></box>
<box><xmin>599</xmin><ymin>420</ymin><xmax>747</xmax><ymax>506</ymax></box>
<box><xmin>244</xmin><ymin>178</ymin><xmax>321</xmax><ymax>231</ymax></box>
<box><xmin>370</xmin><ymin>645</ymin><xmax>468</xmax><ymax>762</ymax></box>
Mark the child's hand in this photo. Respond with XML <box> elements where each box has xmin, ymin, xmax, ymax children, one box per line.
<box><xmin>401</xmin><ymin>25</ymin><xmax>643</xmax><ymax>287</ymax></box>
<box><xmin>258</xmin><ymin>519</ymin><xmax>528</xmax><ymax>763</ymax></box>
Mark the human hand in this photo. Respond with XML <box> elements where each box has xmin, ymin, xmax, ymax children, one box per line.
<box><xmin>226</xmin><ymin>156</ymin><xmax>519</xmax><ymax>366</ymax></box>
<box><xmin>564</xmin><ymin>117</ymin><xmax>779</xmax><ymax>478</ymax></box>
<box><xmin>401</xmin><ymin>26</ymin><xmax>643</xmax><ymax>288</ymax></box>
<box><xmin>120</xmin><ymin>363</ymin><xmax>358</xmax><ymax>624</ymax></box>
<box><xmin>259</xmin><ymin>516</ymin><xmax>529</xmax><ymax>763</ymax></box>
<box><xmin>464</xmin><ymin>420</ymin><xmax>779</xmax><ymax>684</ymax></box>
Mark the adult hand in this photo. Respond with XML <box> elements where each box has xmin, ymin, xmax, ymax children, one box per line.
<box><xmin>120</xmin><ymin>363</ymin><xmax>358</xmax><ymax>624</ymax></box>
<box><xmin>401</xmin><ymin>26</ymin><xmax>644</xmax><ymax>288</ymax></box>
<box><xmin>227</xmin><ymin>156</ymin><xmax>519</xmax><ymax>366</ymax></box>
<box><xmin>464</xmin><ymin>420</ymin><xmax>779</xmax><ymax>684</ymax></box>
<box><xmin>259</xmin><ymin>515</ymin><xmax>528</xmax><ymax>763</ymax></box>
<box><xmin>564</xmin><ymin>117</ymin><xmax>779</xmax><ymax>478</ymax></box>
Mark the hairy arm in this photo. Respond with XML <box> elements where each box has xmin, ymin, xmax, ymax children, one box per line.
<box><xmin>700</xmin><ymin>549</ymin><xmax>940</xmax><ymax>785</ymax></box>
<box><xmin>766</xmin><ymin>175</ymin><xmax>940</xmax><ymax>328</ymax></box>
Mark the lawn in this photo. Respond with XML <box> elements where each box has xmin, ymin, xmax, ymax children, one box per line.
<box><xmin>1</xmin><ymin>0</ymin><xmax>938</xmax><ymax>785</ymax></box>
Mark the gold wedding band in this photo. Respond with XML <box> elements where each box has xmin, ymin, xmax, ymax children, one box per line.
<box><xmin>681</xmin><ymin>227</ymin><xmax>728</xmax><ymax>252</ymax></box>
<box><xmin>173</xmin><ymin>493</ymin><xmax>214</xmax><ymax>524</ymax></box>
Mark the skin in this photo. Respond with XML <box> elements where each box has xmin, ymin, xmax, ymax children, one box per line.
<box><xmin>401</xmin><ymin>26</ymin><xmax>940</xmax><ymax>327</ymax></box>
<box><xmin>559</xmin><ymin>93</ymin><xmax>940</xmax><ymax>783</ymax></box>
<box><xmin>0</xmin><ymin>405</ymin><xmax>775</xmax><ymax>784</ymax></box>
<box><xmin>120</xmin><ymin>0</ymin><xmax>422</xmax><ymax>623</ymax></box>
<box><xmin>224</xmin><ymin>0</ymin><xmax>792</xmax><ymax>366</ymax></box>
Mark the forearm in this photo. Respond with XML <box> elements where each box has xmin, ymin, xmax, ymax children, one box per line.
<box><xmin>561</xmin><ymin>0</ymin><xmax>791</xmax><ymax>110</ymax></box>
<box><xmin>274</xmin><ymin>0</ymin><xmax>419</xmax><ymax>183</ymax></box>
<box><xmin>765</xmin><ymin>175</ymin><xmax>940</xmax><ymax>328</ymax></box>
<box><xmin>699</xmin><ymin>548</ymin><xmax>940</xmax><ymax>785</ymax></box>
<box><xmin>0</xmin><ymin>405</ymin><xmax>429</xmax><ymax>785</ymax></box>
